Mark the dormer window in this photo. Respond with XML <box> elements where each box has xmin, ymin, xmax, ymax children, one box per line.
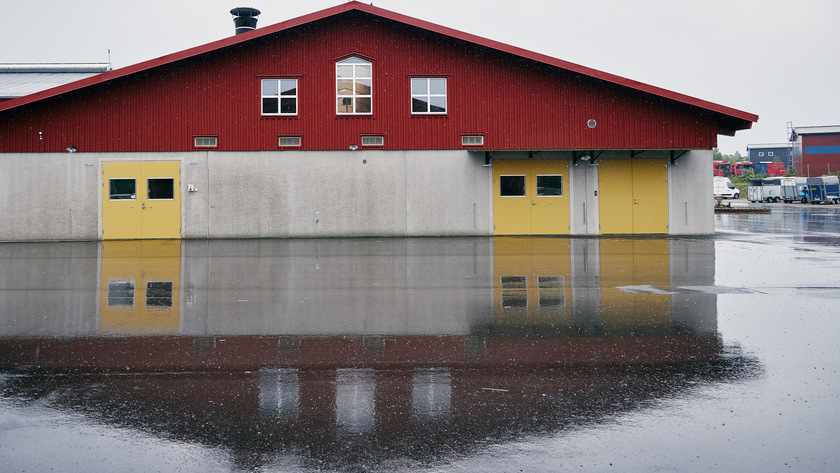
<box><xmin>336</xmin><ymin>56</ymin><xmax>372</xmax><ymax>115</ymax></box>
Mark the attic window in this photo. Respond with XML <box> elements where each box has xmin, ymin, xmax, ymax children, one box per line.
<box><xmin>336</xmin><ymin>57</ymin><xmax>372</xmax><ymax>115</ymax></box>
<box><xmin>278</xmin><ymin>136</ymin><xmax>302</xmax><ymax>147</ymax></box>
<box><xmin>262</xmin><ymin>78</ymin><xmax>298</xmax><ymax>115</ymax></box>
<box><xmin>411</xmin><ymin>78</ymin><xmax>447</xmax><ymax>114</ymax></box>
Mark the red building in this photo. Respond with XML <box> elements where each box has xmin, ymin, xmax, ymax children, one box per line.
<box><xmin>790</xmin><ymin>126</ymin><xmax>840</xmax><ymax>176</ymax></box>
<box><xmin>0</xmin><ymin>2</ymin><xmax>757</xmax><ymax>240</ymax></box>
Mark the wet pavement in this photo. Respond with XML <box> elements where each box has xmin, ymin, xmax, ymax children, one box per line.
<box><xmin>1</xmin><ymin>203</ymin><xmax>839</xmax><ymax>472</ymax></box>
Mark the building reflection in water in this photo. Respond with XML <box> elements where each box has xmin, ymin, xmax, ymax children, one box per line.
<box><xmin>0</xmin><ymin>238</ymin><xmax>756</xmax><ymax>471</ymax></box>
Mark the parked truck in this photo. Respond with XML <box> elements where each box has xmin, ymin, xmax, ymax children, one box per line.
<box><xmin>806</xmin><ymin>176</ymin><xmax>840</xmax><ymax>204</ymax></box>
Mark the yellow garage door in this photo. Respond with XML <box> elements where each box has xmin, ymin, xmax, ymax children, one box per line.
<box><xmin>102</xmin><ymin>161</ymin><xmax>181</xmax><ymax>240</ymax></box>
<box><xmin>493</xmin><ymin>159</ymin><xmax>569</xmax><ymax>235</ymax></box>
<box><xmin>599</xmin><ymin>158</ymin><xmax>668</xmax><ymax>234</ymax></box>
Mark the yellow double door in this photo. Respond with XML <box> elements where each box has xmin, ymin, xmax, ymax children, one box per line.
<box><xmin>493</xmin><ymin>160</ymin><xmax>570</xmax><ymax>235</ymax></box>
<box><xmin>102</xmin><ymin>161</ymin><xmax>181</xmax><ymax>240</ymax></box>
<box><xmin>599</xmin><ymin>159</ymin><xmax>668</xmax><ymax>234</ymax></box>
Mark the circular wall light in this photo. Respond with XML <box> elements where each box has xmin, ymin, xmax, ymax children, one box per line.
<box><xmin>587</xmin><ymin>119</ymin><xmax>597</xmax><ymax>129</ymax></box>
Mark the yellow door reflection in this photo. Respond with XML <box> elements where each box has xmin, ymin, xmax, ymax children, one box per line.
<box><xmin>99</xmin><ymin>240</ymin><xmax>181</xmax><ymax>334</ymax></box>
<box><xmin>493</xmin><ymin>238</ymin><xmax>572</xmax><ymax>325</ymax></box>
<box><xmin>599</xmin><ymin>239</ymin><xmax>670</xmax><ymax>332</ymax></box>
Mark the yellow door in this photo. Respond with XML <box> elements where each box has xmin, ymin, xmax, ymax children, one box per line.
<box><xmin>103</xmin><ymin>161</ymin><xmax>181</xmax><ymax>239</ymax></box>
<box><xmin>630</xmin><ymin>159</ymin><xmax>668</xmax><ymax>234</ymax></box>
<box><xmin>99</xmin><ymin>240</ymin><xmax>181</xmax><ymax>334</ymax></box>
<box><xmin>493</xmin><ymin>159</ymin><xmax>569</xmax><ymax>235</ymax></box>
<box><xmin>599</xmin><ymin>159</ymin><xmax>668</xmax><ymax>234</ymax></box>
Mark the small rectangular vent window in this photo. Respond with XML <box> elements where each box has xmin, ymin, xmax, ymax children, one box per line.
<box><xmin>278</xmin><ymin>136</ymin><xmax>302</xmax><ymax>147</ymax></box>
<box><xmin>462</xmin><ymin>135</ymin><xmax>484</xmax><ymax>146</ymax></box>
<box><xmin>194</xmin><ymin>136</ymin><xmax>217</xmax><ymax>148</ymax></box>
<box><xmin>362</xmin><ymin>136</ymin><xmax>384</xmax><ymax>147</ymax></box>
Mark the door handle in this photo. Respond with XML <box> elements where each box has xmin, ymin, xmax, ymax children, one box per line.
<box><xmin>142</xmin><ymin>202</ymin><xmax>146</xmax><ymax>209</ymax></box>
<box><xmin>532</xmin><ymin>199</ymin><xmax>535</xmax><ymax>206</ymax></box>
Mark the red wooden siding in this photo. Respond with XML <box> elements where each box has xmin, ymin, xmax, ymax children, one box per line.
<box><xmin>0</xmin><ymin>10</ymin><xmax>723</xmax><ymax>153</ymax></box>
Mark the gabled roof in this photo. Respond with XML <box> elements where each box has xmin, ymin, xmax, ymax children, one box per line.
<box><xmin>0</xmin><ymin>1</ymin><xmax>757</xmax><ymax>133</ymax></box>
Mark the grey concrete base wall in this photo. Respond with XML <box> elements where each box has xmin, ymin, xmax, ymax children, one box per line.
<box><xmin>186</xmin><ymin>150</ymin><xmax>492</xmax><ymax>238</ymax></box>
<box><xmin>0</xmin><ymin>149</ymin><xmax>713</xmax><ymax>241</ymax></box>
<box><xmin>668</xmin><ymin>149</ymin><xmax>714</xmax><ymax>235</ymax></box>
<box><xmin>0</xmin><ymin>154</ymin><xmax>100</xmax><ymax>240</ymax></box>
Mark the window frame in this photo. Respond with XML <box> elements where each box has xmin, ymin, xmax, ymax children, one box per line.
<box><xmin>336</xmin><ymin>56</ymin><xmax>373</xmax><ymax>116</ymax></box>
<box><xmin>261</xmin><ymin>78</ymin><xmax>299</xmax><ymax>117</ymax></box>
<box><xmin>361</xmin><ymin>135</ymin><xmax>384</xmax><ymax>147</ymax></box>
<box><xmin>109</xmin><ymin>178</ymin><xmax>136</xmax><ymax>201</ymax></box>
<box><xmin>193</xmin><ymin>136</ymin><xmax>218</xmax><ymax>149</ymax></box>
<box><xmin>536</xmin><ymin>174</ymin><xmax>564</xmax><ymax>197</ymax></box>
<box><xmin>411</xmin><ymin>77</ymin><xmax>447</xmax><ymax>115</ymax></box>
<box><xmin>147</xmin><ymin>178</ymin><xmax>175</xmax><ymax>201</ymax></box>
<box><xmin>278</xmin><ymin>136</ymin><xmax>302</xmax><ymax>148</ymax></box>
<box><xmin>499</xmin><ymin>175</ymin><xmax>527</xmax><ymax>197</ymax></box>
<box><xmin>462</xmin><ymin>135</ymin><xmax>484</xmax><ymax>147</ymax></box>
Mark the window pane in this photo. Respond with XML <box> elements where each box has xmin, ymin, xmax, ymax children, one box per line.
<box><xmin>356</xmin><ymin>97</ymin><xmax>372</xmax><ymax>113</ymax></box>
<box><xmin>336</xmin><ymin>65</ymin><xmax>354</xmax><ymax>77</ymax></box>
<box><xmin>411</xmin><ymin>78</ymin><xmax>427</xmax><ymax>95</ymax></box>
<box><xmin>280</xmin><ymin>79</ymin><xmax>297</xmax><ymax>95</ymax></box>
<box><xmin>537</xmin><ymin>175</ymin><xmax>563</xmax><ymax>196</ymax></box>
<box><xmin>337</xmin><ymin>79</ymin><xmax>353</xmax><ymax>95</ymax></box>
<box><xmin>500</xmin><ymin>176</ymin><xmax>525</xmax><ymax>196</ymax></box>
<box><xmin>337</xmin><ymin>97</ymin><xmax>354</xmax><ymax>113</ymax></box>
<box><xmin>109</xmin><ymin>178</ymin><xmax>135</xmax><ymax>200</ymax></box>
<box><xmin>412</xmin><ymin>97</ymin><xmax>429</xmax><ymax>113</ymax></box>
<box><xmin>429</xmin><ymin>97</ymin><xmax>446</xmax><ymax>113</ymax></box>
<box><xmin>356</xmin><ymin>65</ymin><xmax>372</xmax><ymax>78</ymax></box>
<box><xmin>263</xmin><ymin>97</ymin><xmax>279</xmax><ymax>114</ymax></box>
<box><xmin>262</xmin><ymin>79</ymin><xmax>278</xmax><ymax>96</ymax></box>
<box><xmin>355</xmin><ymin>79</ymin><xmax>371</xmax><ymax>95</ymax></box>
<box><xmin>280</xmin><ymin>97</ymin><xmax>297</xmax><ymax>114</ymax></box>
<box><xmin>429</xmin><ymin>78</ymin><xmax>446</xmax><ymax>94</ymax></box>
<box><xmin>538</xmin><ymin>276</ymin><xmax>564</xmax><ymax>308</ymax></box>
<box><xmin>148</xmin><ymin>178</ymin><xmax>174</xmax><ymax>200</ymax></box>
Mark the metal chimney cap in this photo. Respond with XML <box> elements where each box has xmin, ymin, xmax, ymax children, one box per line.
<box><xmin>230</xmin><ymin>7</ymin><xmax>261</xmax><ymax>17</ymax></box>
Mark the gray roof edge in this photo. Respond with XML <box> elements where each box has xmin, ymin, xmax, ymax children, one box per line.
<box><xmin>0</xmin><ymin>63</ymin><xmax>113</xmax><ymax>73</ymax></box>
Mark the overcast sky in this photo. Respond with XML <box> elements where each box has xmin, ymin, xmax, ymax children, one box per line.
<box><xmin>2</xmin><ymin>0</ymin><xmax>838</xmax><ymax>155</ymax></box>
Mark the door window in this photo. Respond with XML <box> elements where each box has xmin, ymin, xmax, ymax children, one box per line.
<box><xmin>109</xmin><ymin>179</ymin><xmax>136</xmax><ymax>200</ymax></box>
<box><xmin>148</xmin><ymin>178</ymin><xmax>174</xmax><ymax>200</ymax></box>
<box><xmin>536</xmin><ymin>175</ymin><xmax>563</xmax><ymax>196</ymax></box>
<box><xmin>500</xmin><ymin>175</ymin><xmax>526</xmax><ymax>196</ymax></box>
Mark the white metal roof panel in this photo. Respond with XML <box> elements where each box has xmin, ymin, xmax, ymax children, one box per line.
<box><xmin>0</xmin><ymin>63</ymin><xmax>111</xmax><ymax>100</ymax></box>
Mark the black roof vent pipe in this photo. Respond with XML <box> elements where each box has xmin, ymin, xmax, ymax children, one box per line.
<box><xmin>230</xmin><ymin>7</ymin><xmax>261</xmax><ymax>35</ymax></box>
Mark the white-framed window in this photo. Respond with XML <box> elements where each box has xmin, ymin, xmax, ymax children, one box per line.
<box><xmin>278</xmin><ymin>136</ymin><xmax>302</xmax><ymax>147</ymax></box>
<box><xmin>536</xmin><ymin>175</ymin><xmax>563</xmax><ymax>196</ymax></box>
<box><xmin>262</xmin><ymin>78</ymin><xmax>298</xmax><ymax>115</ymax></box>
<box><xmin>500</xmin><ymin>175</ymin><xmax>526</xmax><ymax>197</ymax></box>
<box><xmin>361</xmin><ymin>136</ymin><xmax>384</xmax><ymax>147</ymax></box>
<box><xmin>759</xmin><ymin>152</ymin><xmax>764</xmax><ymax>157</ymax></box>
<box><xmin>194</xmin><ymin>136</ymin><xmax>218</xmax><ymax>148</ymax></box>
<box><xmin>462</xmin><ymin>135</ymin><xmax>484</xmax><ymax>146</ymax></box>
<box><xmin>768</xmin><ymin>151</ymin><xmax>774</xmax><ymax>156</ymax></box>
<box><xmin>411</xmin><ymin>77</ymin><xmax>447</xmax><ymax>114</ymax></box>
<box><xmin>336</xmin><ymin>57</ymin><xmax>372</xmax><ymax>115</ymax></box>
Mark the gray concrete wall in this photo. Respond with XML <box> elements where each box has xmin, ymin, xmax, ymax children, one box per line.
<box><xmin>667</xmin><ymin>149</ymin><xmax>714</xmax><ymax>235</ymax></box>
<box><xmin>0</xmin><ymin>153</ymin><xmax>100</xmax><ymax>240</ymax></box>
<box><xmin>0</xmin><ymin>149</ymin><xmax>713</xmax><ymax>240</ymax></box>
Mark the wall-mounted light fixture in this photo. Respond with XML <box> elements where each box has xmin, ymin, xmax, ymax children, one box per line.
<box><xmin>587</xmin><ymin>119</ymin><xmax>597</xmax><ymax>129</ymax></box>
<box><xmin>349</xmin><ymin>144</ymin><xmax>358</xmax><ymax>151</ymax></box>
<box><xmin>66</xmin><ymin>146</ymin><xmax>77</xmax><ymax>153</ymax></box>
<box><xmin>38</xmin><ymin>131</ymin><xmax>43</xmax><ymax>140</ymax></box>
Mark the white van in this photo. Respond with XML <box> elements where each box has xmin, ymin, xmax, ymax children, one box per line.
<box><xmin>714</xmin><ymin>176</ymin><xmax>740</xmax><ymax>199</ymax></box>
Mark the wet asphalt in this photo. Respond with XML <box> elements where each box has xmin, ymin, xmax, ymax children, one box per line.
<box><xmin>1</xmin><ymin>203</ymin><xmax>839</xmax><ymax>472</ymax></box>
